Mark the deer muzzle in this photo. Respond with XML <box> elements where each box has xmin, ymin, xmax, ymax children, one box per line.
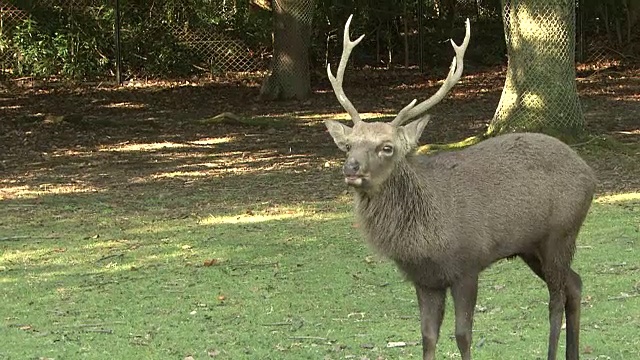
<box><xmin>343</xmin><ymin>158</ymin><xmax>366</xmax><ymax>186</ymax></box>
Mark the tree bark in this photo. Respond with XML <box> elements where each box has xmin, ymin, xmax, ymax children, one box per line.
<box><xmin>259</xmin><ymin>0</ymin><xmax>314</xmax><ymax>101</ymax></box>
<box><xmin>488</xmin><ymin>0</ymin><xmax>584</xmax><ymax>137</ymax></box>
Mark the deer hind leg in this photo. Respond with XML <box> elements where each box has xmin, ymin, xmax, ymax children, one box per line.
<box><xmin>564</xmin><ymin>268</ymin><xmax>582</xmax><ymax>360</ymax></box>
<box><xmin>450</xmin><ymin>274</ymin><xmax>479</xmax><ymax>360</ymax></box>
<box><xmin>415</xmin><ymin>285</ymin><xmax>447</xmax><ymax>360</ymax></box>
<box><xmin>520</xmin><ymin>251</ymin><xmax>568</xmax><ymax>360</ymax></box>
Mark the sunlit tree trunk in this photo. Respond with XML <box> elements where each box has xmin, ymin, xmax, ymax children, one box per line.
<box><xmin>488</xmin><ymin>0</ymin><xmax>584</xmax><ymax>137</ymax></box>
<box><xmin>259</xmin><ymin>0</ymin><xmax>314</xmax><ymax>101</ymax></box>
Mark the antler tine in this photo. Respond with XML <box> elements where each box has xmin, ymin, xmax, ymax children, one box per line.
<box><xmin>327</xmin><ymin>14</ymin><xmax>365</xmax><ymax>124</ymax></box>
<box><xmin>391</xmin><ymin>18</ymin><xmax>471</xmax><ymax>126</ymax></box>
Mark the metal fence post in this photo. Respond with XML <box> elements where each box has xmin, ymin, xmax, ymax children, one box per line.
<box><xmin>418</xmin><ymin>0</ymin><xmax>424</xmax><ymax>73</ymax></box>
<box><xmin>115</xmin><ymin>0</ymin><xmax>122</xmax><ymax>85</ymax></box>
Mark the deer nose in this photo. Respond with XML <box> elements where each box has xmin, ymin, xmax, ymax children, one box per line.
<box><xmin>343</xmin><ymin>158</ymin><xmax>360</xmax><ymax>176</ymax></box>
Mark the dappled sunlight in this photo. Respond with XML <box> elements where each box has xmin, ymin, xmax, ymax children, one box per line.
<box><xmin>100</xmin><ymin>141</ymin><xmax>189</xmax><ymax>152</ymax></box>
<box><xmin>596</xmin><ymin>192</ymin><xmax>640</xmax><ymax>204</ymax></box>
<box><xmin>199</xmin><ymin>208</ymin><xmax>348</xmax><ymax>225</ymax></box>
<box><xmin>522</xmin><ymin>92</ymin><xmax>543</xmax><ymax>109</ymax></box>
<box><xmin>0</xmin><ymin>104</ymin><xmax>22</xmax><ymax>110</ymax></box>
<box><xmin>298</xmin><ymin>112</ymin><xmax>393</xmax><ymax>121</ymax></box>
<box><xmin>190</xmin><ymin>136</ymin><xmax>235</xmax><ymax>145</ymax></box>
<box><xmin>200</xmin><ymin>212</ymin><xmax>304</xmax><ymax>225</ymax></box>
<box><xmin>0</xmin><ymin>182</ymin><xmax>101</xmax><ymax>200</ymax></box>
<box><xmin>1</xmin><ymin>236</ymin><xmax>200</xmax><ymax>281</ymax></box>
<box><xmin>0</xmin><ymin>276</ymin><xmax>16</xmax><ymax>284</ymax></box>
<box><xmin>100</xmin><ymin>101</ymin><xmax>146</xmax><ymax>109</ymax></box>
<box><xmin>98</xmin><ymin>136</ymin><xmax>235</xmax><ymax>153</ymax></box>
<box><xmin>81</xmin><ymin>239</ymin><xmax>134</xmax><ymax>251</ymax></box>
<box><xmin>1</xmin><ymin>247</ymin><xmax>52</xmax><ymax>264</ymax></box>
<box><xmin>128</xmin><ymin>149</ymin><xmax>319</xmax><ymax>183</ymax></box>
<box><xmin>147</xmin><ymin>170</ymin><xmax>212</xmax><ymax>179</ymax></box>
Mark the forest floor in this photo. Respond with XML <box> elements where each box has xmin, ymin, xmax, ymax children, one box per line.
<box><xmin>1</xmin><ymin>65</ymin><xmax>639</xmax><ymax>199</ymax></box>
<box><xmin>0</xmin><ymin>66</ymin><xmax>639</xmax><ymax>359</ymax></box>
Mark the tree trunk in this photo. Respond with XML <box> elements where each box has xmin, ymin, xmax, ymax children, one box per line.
<box><xmin>259</xmin><ymin>0</ymin><xmax>314</xmax><ymax>101</ymax></box>
<box><xmin>488</xmin><ymin>0</ymin><xmax>584</xmax><ymax>137</ymax></box>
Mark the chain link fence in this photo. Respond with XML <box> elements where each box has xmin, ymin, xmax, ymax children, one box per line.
<box><xmin>0</xmin><ymin>0</ymin><xmax>270</xmax><ymax>82</ymax></box>
<box><xmin>0</xmin><ymin>0</ymin><xmax>637</xmax><ymax>84</ymax></box>
<box><xmin>490</xmin><ymin>0</ymin><xmax>584</xmax><ymax>133</ymax></box>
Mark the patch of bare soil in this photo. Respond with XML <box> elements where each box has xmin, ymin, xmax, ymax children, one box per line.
<box><xmin>0</xmin><ymin>67</ymin><xmax>638</xmax><ymax>208</ymax></box>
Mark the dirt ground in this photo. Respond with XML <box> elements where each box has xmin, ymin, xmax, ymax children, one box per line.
<box><xmin>1</xmin><ymin>66</ymin><xmax>639</xmax><ymax>204</ymax></box>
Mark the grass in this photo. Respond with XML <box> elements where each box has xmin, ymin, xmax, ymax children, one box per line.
<box><xmin>1</xmin><ymin>67</ymin><xmax>638</xmax><ymax>359</ymax></box>
<box><xmin>1</xmin><ymin>183</ymin><xmax>639</xmax><ymax>359</ymax></box>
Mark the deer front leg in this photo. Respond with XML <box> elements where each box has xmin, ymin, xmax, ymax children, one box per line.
<box><xmin>415</xmin><ymin>285</ymin><xmax>446</xmax><ymax>360</ymax></box>
<box><xmin>450</xmin><ymin>274</ymin><xmax>479</xmax><ymax>360</ymax></box>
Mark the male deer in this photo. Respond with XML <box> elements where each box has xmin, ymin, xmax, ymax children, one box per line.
<box><xmin>324</xmin><ymin>16</ymin><xmax>596</xmax><ymax>360</ymax></box>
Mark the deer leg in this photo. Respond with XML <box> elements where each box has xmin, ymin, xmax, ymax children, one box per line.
<box><xmin>415</xmin><ymin>285</ymin><xmax>446</xmax><ymax>360</ymax></box>
<box><xmin>565</xmin><ymin>269</ymin><xmax>582</xmax><ymax>360</ymax></box>
<box><xmin>545</xmin><ymin>280</ymin><xmax>565</xmax><ymax>360</ymax></box>
<box><xmin>521</xmin><ymin>252</ymin><xmax>566</xmax><ymax>360</ymax></box>
<box><xmin>450</xmin><ymin>274</ymin><xmax>479</xmax><ymax>360</ymax></box>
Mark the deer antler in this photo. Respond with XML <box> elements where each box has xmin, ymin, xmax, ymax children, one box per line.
<box><xmin>391</xmin><ymin>18</ymin><xmax>471</xmax><ymax>126</ymax></box>
<box><xmin>327</xmin><ymin>14</ymin><xmax>365</xmax><ymax>124</ymax></box>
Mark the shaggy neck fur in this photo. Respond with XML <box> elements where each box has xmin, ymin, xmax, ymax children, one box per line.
<box><xmin>353</xmin><ymin>157</ymin><xmax>445</xmax><ymax>263</ymax></box>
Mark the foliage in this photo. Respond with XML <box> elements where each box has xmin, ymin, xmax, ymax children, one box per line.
<box><xmin>7</xmin><ymin>4</ymin><xmax>113</xmax><ymax>79</ymax></box>
<box><xmin>1</xmin><ymin>0</ymin><xmax>637</xmax><ymax>80</ymax></box>
<box><xmin>3</xmin><ymin>0</ymin><xmax>272</xmax><ymax>79</ymax></box>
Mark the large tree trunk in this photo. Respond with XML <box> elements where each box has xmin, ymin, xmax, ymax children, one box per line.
<box><xmin>488</xmin><ymin>0</ymin><xmax>584</xmax><ymax>137</ymax></box>
<box><xmin>259</xmin><ymin>0</ymin><xmax>314</xmax><ymax>101</ymax></box>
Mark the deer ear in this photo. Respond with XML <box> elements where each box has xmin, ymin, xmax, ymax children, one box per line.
<box><xmin>324</xmin><ymin>120</ymin><xmax>352</xmax><ymax>152</ymax></box>
<box><xmin>402</xmin><ymin>115</ymin><xmax>430</xmax><ymax>145</ymax></box>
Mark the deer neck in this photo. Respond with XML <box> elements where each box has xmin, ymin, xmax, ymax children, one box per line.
<box><xmin>353</xmin><ymin>158</ymin><xmax>443</xmax><ymax>261</ymax></box>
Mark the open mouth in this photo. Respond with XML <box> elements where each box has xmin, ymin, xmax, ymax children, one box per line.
<box><xmin>344</xmin><ymin>175</ymin><xmax>367</xmax><ymax>186</ymax></box>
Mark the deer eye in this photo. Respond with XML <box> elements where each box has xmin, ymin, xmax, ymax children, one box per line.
<box><xmin>381</xmin><ymin>145</ymin><xmax>394</xmax><ymax>155</ymax></box>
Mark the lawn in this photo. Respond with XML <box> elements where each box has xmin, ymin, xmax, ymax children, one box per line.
<box><xmin>1</xmin><ymin>67</ymin><xmax>639</xmax><ymax>359</ymax></box>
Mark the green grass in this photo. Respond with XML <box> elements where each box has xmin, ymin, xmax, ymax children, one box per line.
<box><xmin>1</xmin><ymin>188</ymin><xmax>638</xmax><ymax>360</ymax></box>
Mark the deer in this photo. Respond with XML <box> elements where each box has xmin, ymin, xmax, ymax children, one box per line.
<box><xmin>324</xmin><ymin>15</ymin><xmax>596</xmax><ymax>360</ymax></box>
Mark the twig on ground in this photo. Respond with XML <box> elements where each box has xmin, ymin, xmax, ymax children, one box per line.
<box><xmin>0</xmin><ymin>236</ymin><xmax>30</xmax><ymax>241</ymax></box>
<box><xmin>608</xmin><ymin>293</ymin><xmax>639</xmax><ymax>301</ymax></box>
<box><xmin>570</xmin><ymin>137</ymin><xmax>598</xmax><ymax>148</ymax></box>
<box><xmin>229</xmin><ymin>262</ymin><xmax>279</xmax><ymax>268</ymax></box>
<box><xmin>83</xmin><ymin>328</ymin><xmax>113</xmax><ymax>334</ymax></box>
<box><xmin>65</xmin><ymin>322</ymin><xmax>126</xmax><ymax>328</ymax></box>
<box><xmin>262</xmin><ymin>322</ymin><xmax>292</xmax><ymax>326</ymax></box>
<box><xmin>289</xmin><ymin>336</ymin><xmax>328</xmax><ymax>341</ymax></box>
<box><xmin>95</xmin><ymin>253</ymin><xmax>125</xmax><ymax>262</ymax></box>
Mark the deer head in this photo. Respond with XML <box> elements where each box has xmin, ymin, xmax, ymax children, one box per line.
<box><xmin>325</xmin><ymin>15</ymin><xmax>470</xmax><ymax>194</ymax></box>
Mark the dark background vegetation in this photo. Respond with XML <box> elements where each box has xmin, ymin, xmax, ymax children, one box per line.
<box><xmin>1</xmin><ymin>0</ymin><xmax>638</xmax><ymax>82</ymax></box>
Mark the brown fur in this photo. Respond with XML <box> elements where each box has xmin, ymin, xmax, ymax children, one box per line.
<box><xmin>326</xmin><ymin>118</ymin><xmax>596</xmax><ymax>360</ymax></box>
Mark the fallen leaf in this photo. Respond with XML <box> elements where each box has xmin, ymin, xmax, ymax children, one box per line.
<box><xmin>217</xmin><ymin>295</ymin><xmax>226</xmax><ymax>301</ymax></box>
<box><xmin>203</xmin><ymin>258</ymin><xmax>219</xmax><ymax>267</ymax></box>
<box><xmin>184</xmin><ymin>356</ymin><xmax>195</xmax><ymax>360</ymax></box>
<box><xmin>386</xmin><ymin>341</ymin><xmax>406</xmax><ymax>348</ymax></box>
<box><xmin>181</xmin><ymin>244</ymin><xmax>192</xmax><ymax>250</ymax></box>
<box><xmin>20</xmin><ymin>325</ymin><xmax>33</xmax><ymax>330</ymax></box>
<box><xmin>582</xmin><ymin>345</ymin><xmax>594</xmax><ymax>354</ymax></box>
<box><xmin>208</xmin><ymin>349</ymin><xmax>221</xmax><ymax>357</ymax></box>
